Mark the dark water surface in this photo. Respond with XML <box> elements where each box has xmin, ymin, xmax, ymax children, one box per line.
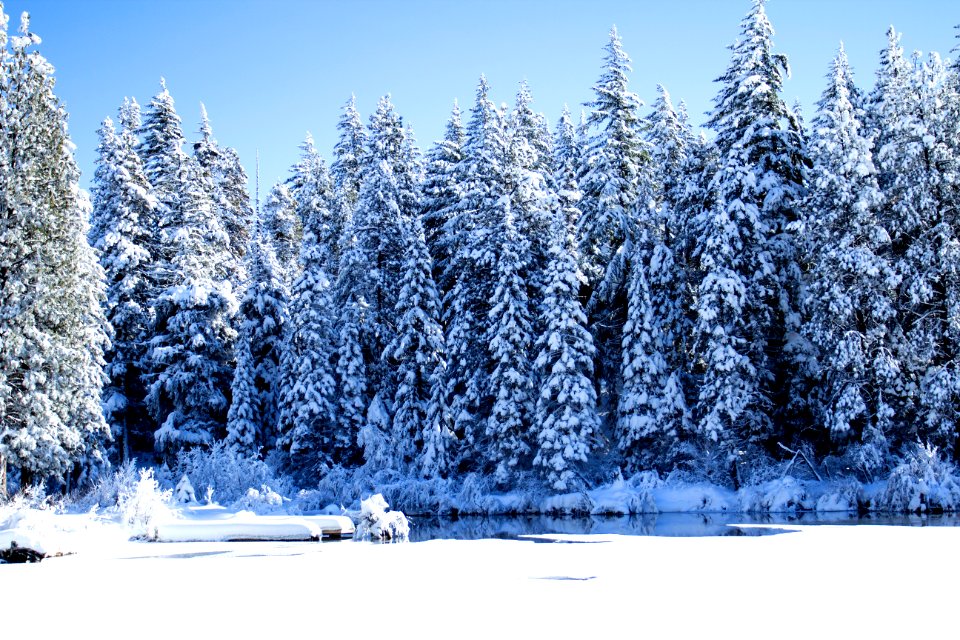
<box><xmin>404</xmin><ymin>511</ymin><xmax>960</xmax><ymax>542</ymax></box>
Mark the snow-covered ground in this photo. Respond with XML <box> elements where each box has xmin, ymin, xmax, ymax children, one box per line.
<box><xmin>1</xmin><ymin>521</ymin><xmax>955</xmax><ymax>638</ymax></box>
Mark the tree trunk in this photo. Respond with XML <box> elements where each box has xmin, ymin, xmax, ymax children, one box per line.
<box><xmin>0</xmin><ymin>454</ymin><xmax>6</xmax><ymax>500</ymax></box>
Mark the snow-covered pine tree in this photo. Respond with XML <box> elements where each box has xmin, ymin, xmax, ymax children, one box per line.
<box><xmin>90</xmin><ymin>114</ymin><xmax>156</xmax><ymax>463</ymax></box>
<box><xmin>288</xmin><ymin>133</ymin><xmax>338</xmax><ymax>275</ymax></box>
<box><xmin>192</xmin><ymin>103</ymin><xmax>251</xmax><ymax>292</ymax></box>
<box><xmin>276</xmin><ymin>210</ymin><xmax>339</xmax><ymax>475</ymax></box>
<box><xmin>532</xmin><ymin>216</ymin><xmax>598</xmax><ymax>491</ymax></box>
<box><xmin>692</xmin><ymin>0</ymin><xmax>807</xmax><ymax>481</ymax></box>
<box><xmin>384</xmin><ymin>217</ymin><xmax>449</xmax><ymax>473</ymax></box>
<box><xmin>260</xmin><ymin>181</ymin><xmax>301</xmax><ymax>282</ymax></box>
<box><xmin>148</xmin><ymin>157</ymin><xmax>238</xmax><ymax>458</ymax></box>
<box><xmin>804</xmin><ymin>44</ymin><xmax>898</xmax><ymax>476</ymax></box>
<box><xmin>647</xmin><ymin>85</ymin><xmax>689</xmax><ymax>210</ymax></box>
<box><xmin>484</xmin><ymin>208</ymin><xmax>535</xmax><ymax>483</ymax></box>
<box><xmin>578</xmin><ymin>27</ymin><xmax>654</xmax><ymax>452</ymax></box>
<box><xmin>225</xmin><ymin>337</ymin><xmax>258</xmax><ymax>456</ymax></box>
<box><xmin>870</xmin><ymin>34</ymin><xmax>960</xmax><ymax>454</ymax></box>
<box><xmin>441</xmin><ymin>76</ymin><xmax>510</xmax><ymax>463</ymax></box>
<box><xmin>0</xmin><ymin>10</ymin><xmax>110</xmax><ymax>487</ymax></box>
<box><xmin>421</xmin><ymin>101</ymin><xmax>464</xmax><ymax>287</ymax></box>
<box><xmin>553</xmin><ymin>106</ymin><xmax>584</xmax><ymax>246</ymax></box>
<box><xmin>230</xmin><ymin>233</ymin><xmax>288</xmax><ymax>452</ymax></box>
<box><xmin>578</xmin><ymin>26</ymin><xmax>650</xmax><ymax>293</ymax></box>
<box><xmin>331</xmin><ymin>94</ymin><xmax>367</xmax><ymax>214</ymax></box>
<box><xmin>137</xmin><ymin>78</ymin><xmax>189</xmax><ymax>296</ymax></box>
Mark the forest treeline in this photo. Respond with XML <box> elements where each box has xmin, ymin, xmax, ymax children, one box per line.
<box><xmin>2</xmin><ymin>0</ymin><xmax>960</xmax><ymax>497</ymax></box>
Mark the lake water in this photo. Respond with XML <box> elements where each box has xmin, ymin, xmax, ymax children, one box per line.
<box><xmin>404</xmin><ymin>511</ymin><xmax>960</xmax><ymax>542</ymax></box>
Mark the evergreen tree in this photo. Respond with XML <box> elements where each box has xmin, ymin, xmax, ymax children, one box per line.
<box><xmin>804</xmin><ymin>45</ymin><xmax>898</xmax><ymax>475</ymax></box>
<box><xmin>385</xmin><ymin>218</ymin><xmax>448</xmax><ymax>473</ymax></box>
<box><xmin>0</xmin><ymin>11</ymin><xmax>110</xmax><ymax>486</ymax></box>
<box><xmin>532</xmin><ymin>218</ymin><xmax>598</xmax><ymax>491</ymax></box>
<box><xmin>261</xmin><ymin>181</ymin><xmax>301</xmax><ymax>281</ymax></box>
<box><xmin>231</xmin><ymin>234</ymin><xmax>288</xmax><ymax>452</ymax></box>
<box><xmin>553</xmin><ymin>106</ymin><xmax>584</xmax><ymax>245</ymax></box>
<box><xmin>148</xmin><ymin>158</ymin><xmax>238</xmax><ymax>458</ymax></box>
<box><xmin>277</xmin><ymin>212</ymin><xmax>339</xmax><ymax>474</ymax></box>
<box><xmin>485</xmin><ymin>210</ymin><xmax>535</xmax><ymax>483</ymax></box>
<box><xmin>225</xmin><ymin>337</ymin><xmax>258</xmax><ymax>456</ymax></box>
<box><xmin>441</xmin><ymin>77</ymin><xmax>510</xmax><ymax>461</ymax></box>
<box><xmin>692</xmin><ymin>0</ymin><xmax>806</xmax><ymax>481</ymax></box>
<box><xmin>421</xmin><ymin>101</ymin><xmax>464</xmax><ymax>284</ymax></box>
<box><xmin>331</xmin><ymin>94</ymin><xmax>367</xmax><ymax>213</ymax></box>
<box><xmin>89</xmin><ymin>114</ymin><xmax>156</xmax><ymax>462</ymax></box>
<box><xmin>288</xmin><ymin>133</ymin><xmax>338</xmax><ymax>274</ymax></box>
<box><xmin>193</xmin><ymin>103</ymin><xmax>251</xmax><ymax>291</ymax></box>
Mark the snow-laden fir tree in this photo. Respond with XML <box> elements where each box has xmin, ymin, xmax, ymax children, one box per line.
<box><xmin>288</xmin><ymin>133</ymin><xmax>338</xmax><ymax>274</ymax></box>
<box><xmin>553</xmin><ymin>106</ymin><xmax>585</xmax><ymax>245</ymax></box>
<box><xmin>647</xmin><ymin>85</ymin><xmax>689</xmax><ymax>210</ymax></box>
<box><xmin>870</xmin><ymin>36</ymin><xmax>960</xmax><ymax>454</ymax></box>
<box><xmin>89</xmin><ymin>114</ymin><xmax>156</xmax><ymax>463</ymax></box>
<box><xmin>148</xmin><ymin>157</ymin><xmax>238</xmax><ymax>458</ymax></box>
<box><xmin>192</xmin><ymin>103</ymin><xmax>251</xmax><ymax>291</ymax></box>
<box><xmin>692</xmin><ymin>0</ymin><xmax>807</xmax><ymax>480</ymax></box>
<box><xmin>441</xmin><ymin>76</ymin><xmax>510</xmax><ymax>461</ymax></box>
<box><xmin>0</xmin><ymin>10</ymin><xmax>110</xmax><ymax>488</ymax></box>
<box><xmin>225</xmin><ymin>337</ymin><xmax>258</xmax><ymax>456</ymax></box>
<box><xmin>421</xmin><ymin>101</ymin><xmax>464</xmax><ymax>286</ymax></box>
<box><xmin>260</xmin><ymin>181</ymin><xmax>301</xmax><ymax>281</ymax></box>
<box><xmin>277</xmin><ymin>207</ymin><xmax>340</xmax><ymax>476</ymax></box>
<box><xmin>484</xmin><ymin>208</ymin><xmax>536</xmax><ymax>483</ymax></box>
<box><xmin>578</xmin><ymin>26</ymin><xmax>650</xmax><ymax>293</ymax></box>
<box><xmin>331</xmin><ymin>94</ymin><xmax>367</xmax><ymax>213</ymax></box>
<box><xmin>228</xmin><ymin>233</ymin><xmax>288</xmax><ymax>452</ymax></box>
<box><xmin>803</xmin><ymin>45</ymin><xmax>898</xmax><ymax>477</ymax></box>
<box><xmin>384</xmin><ymin>217</ymin><xmax>450</xmax><ymax>473</ymax></box>
<box><xmin>532</xmin><ymin>217</ymin><xmax>598</xmax><ymax>491</ymax></box>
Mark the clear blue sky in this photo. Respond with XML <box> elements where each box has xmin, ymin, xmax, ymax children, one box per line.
<box><xmin>2</xmin><ymin>0</ymin><xmax>956</xmax><ymax>196</ymax></box>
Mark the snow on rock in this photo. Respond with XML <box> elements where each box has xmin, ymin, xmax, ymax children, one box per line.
<box><xmin>354</xmin><ymin>493</ymin><xmax>409</xmax><ymax>542</ymax></box>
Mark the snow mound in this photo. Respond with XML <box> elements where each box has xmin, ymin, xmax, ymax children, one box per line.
<box><xmin>654</xmin><ymin>483</ymin><xmax>736</xmax><ymax>512</ymax></box>
<box><xmin>355</xmin><ymin>494</ymin><xmax>409</xmax><ymax>542</ymax></box>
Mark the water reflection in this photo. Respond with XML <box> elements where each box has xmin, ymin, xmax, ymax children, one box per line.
<box><xmin>406</xmin><ymin>511</ymin><xmax>960</xmax><ymax>542</ymax></box>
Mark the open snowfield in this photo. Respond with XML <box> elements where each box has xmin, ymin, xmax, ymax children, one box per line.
<box><xmin>2</xmin><ymin>523</ymin><xmax>956</xmax><ymax>639</ymax></box>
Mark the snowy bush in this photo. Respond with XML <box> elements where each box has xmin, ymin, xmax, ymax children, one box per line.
<box><xmin>739</xmin><ymin>477</ymin><xmax>812</xmax><ymax>514</ymax></box>
<box><xmin>541</xmin><ymin>492</ymin><xmax>593</xmax><ymax>516</ymax></box>
<box><xmin>815</xmin><ymin>480</ymin><xmax>863</xmax><ymax>512</ymax></box>
<box><xmin>589</xmin><ymin>474</ymin><xmax>658</xmax><ymax>515</ymax></box>
<box><xmin>118</xmin><ymin>469</ymin><xmax>173</xmax><ymax>540</ymax></box>
<box><xmin>174</xmin><ymin>474</ymin><xmax>197</xmax><ymax>504</ymax></box>
<box><xmin>877</xmin><ymin>443</ymin><xmax>960</xmax><ymax>514</ymax></box>
<box><xmin>68</xmin><ymin>461</ymin><xmax>139</xmax><ymax>512</ymax></box>
<box><xmin>354</xmin><ymin>494</ymin><xmax>409</xmax><ymax>542</ymax></box>
<box><xmin>231</xmin><ymin>486</ymin><xmax>287</xmax><ymax>515</ymax></box>
<box><xmin>176</xmin><ymin>442</ymin><xmax>290</xmax><ymax>505</ymax></box>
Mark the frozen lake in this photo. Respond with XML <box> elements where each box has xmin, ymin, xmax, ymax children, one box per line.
<box><xmin>2</xmin><ymin>516</ymin><xmax>957</xmax><ymax>638</ymax></box>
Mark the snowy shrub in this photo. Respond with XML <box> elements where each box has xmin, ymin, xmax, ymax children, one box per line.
<box><xmin>174</xmin><ymin>474</ymin><xmax>197</xmax><ymax>504</ymax></box>
<box><xmin>454</xmin><ymin>473</ymin><xmax>500</xmax><ymax>515</ymax></box>
<box><xmin>541</xmin><ymin>492</ymin><xmax>593</xmax><ymax>516</ymax></box>
<box><xmin>815</xmin><ymin>480</ymin><xmax>863</xmax><ymax>512</ymax></box>
<box><xmin>354</xmin><ymin>494</ymin><xmax>409</xmax><ymax>542</ymax></box>
<box><xmin>69</xmin><ymin>461</ymin><xmax>139</xmax><ymax>512</ymax></box>
<box><xmin>118</xmin><ymin>468</ymin><xmax>173</xmax><ymax>540</ymax></box>
<box><xmin>739</xmin><ymin>477</ymin><xmax>812</xmax><ymax>514</ymax></box>
<box><xmin>877</xmin><ymin>443</ymin><xmax>960</xmax><ymax>514</ymax></box>
<box><xmin>590</xmin><ymin>475</ymin><xmax>658</xmax><ymax>515</ymax></box>
<box><xmin>176</xmin><ymin>442</ymin><xmax>290</xmax><ymax>505</ymax></box>
<box><xmin>231</xmin><ymin>486</ymin><xmax>287</xmax><ymax>515</ymax></box>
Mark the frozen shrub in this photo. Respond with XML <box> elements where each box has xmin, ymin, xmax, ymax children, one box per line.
<box><xmin>739</xmin><ymin>477</ymin><xmax>812</xmax><ymax>514</ymax></box>
<box><xmin>174</xmin><ymin>474</ymin><xmax>197</xmax><ymax>504</ymax></box>
<box><xmin>69</xmin><ymin>461</ymin><xmax>139</xmax><ymax>512</ymax></box>
<box><xmin>354</xmin><ymin>494</ymin><xmax>409</xmax><ymax>542</ymax></box>
<box><xmin>815</xmin><ymin>480</ymin><xmax>862</xmax><ymax>512</ymax></box>
<box><xmin>118</xmin><ymin>469</ymin><xmax>173</xmax><ymax>539</ymax></box>
<box><xmin>541</xmin><ymin>492</ymin><xmax>593</xmax><ymax>515</ymax></box>
<box><xmin>878</xmin><ymin>443</ymin><xmax>960</xmax><ymax>514</ymax></box>
<box><xmin>231</xmin><ymin>486</ymin><xmax>287</xmax><ymax>515</ymax></box>
<box><xmin>176</xmin><ymin>442</ymin><xmax>290</xmax><ymax>504</ymax></box>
